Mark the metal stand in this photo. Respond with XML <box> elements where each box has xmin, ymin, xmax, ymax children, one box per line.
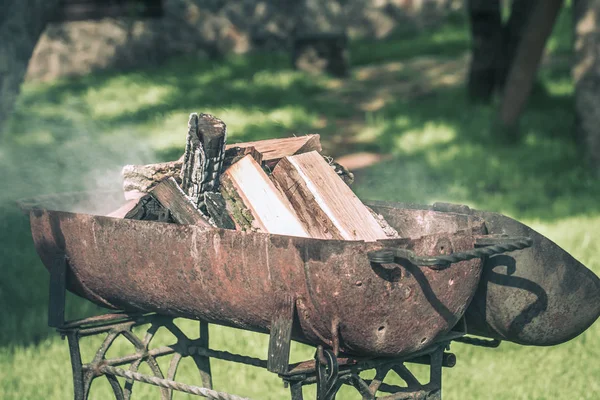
<box><xmin>56</xmin><ymin>311</ymin><xmax>458</xmax><ymax>400</ymax></box>
<box><xmin>282</xmin><ymin>344</ymin><xmax>452</xmax><ymax>400</ymax></box>
<box><xmin>59</xmin><ymin>313</ymin><xmax>224</xmax><ymax>400</ymax></box>
<box><xmin>50</xmin><ymin>256</ymin><xmax>478</xmax><ymax>400</ymax></box>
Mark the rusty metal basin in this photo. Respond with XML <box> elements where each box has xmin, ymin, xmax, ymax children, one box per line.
<box><xmin>368</xmin><ymin>201</ymin><xmax>600</xmax><ymax>347</ymax></box>
<box><xmin>26</xmin><ymin>193</ymin><xmax>487</xmax><ymax>357</ymax></box>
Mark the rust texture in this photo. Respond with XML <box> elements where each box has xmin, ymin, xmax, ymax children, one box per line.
<box><xmin>29</xmin><ymin>203</ymin><xmax>486</xmax><ymax>357</ymax></box>
<box><xmin>368</xmin><ymin>200</ymin><xmax>600</xmax><ymax>346</ymax></box>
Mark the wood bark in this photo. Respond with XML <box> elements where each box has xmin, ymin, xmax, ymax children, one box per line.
<box><xmin>574</xmin><ymin>0</ymin><xmax>600</xmax><ymax>173</ymax></box>
<box><xmin>180</xmin><ymin>113</ymin><xmax>227</xmax><ymax>207</ymax></box>
<box><xmin>0</xmin><ymin>0</ymin><xmax>61</xmax><ymax>135</ymax></box>
<box><xmin>271</xmin><ymin>151</ymin><xmax>388</xmax><ymax>242</ymax></box>
<box><xmin>220</xmin><ymin>154</ymin><xmax>310</xmax><ymax>237</ymax></box>
<box><xmin>498</xmin><ymin>0</ymin><xmax>564</xmax><ymax>132</ymax></box>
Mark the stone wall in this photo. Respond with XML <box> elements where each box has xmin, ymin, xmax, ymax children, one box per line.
<box><xmin>26</xmin><ymin>0</ymin><xmax>459</xmax><ymax>81</ymax></box>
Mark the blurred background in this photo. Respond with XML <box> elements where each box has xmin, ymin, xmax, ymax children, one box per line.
<box><xmin>1</xmin><ymin>0</ymin><xmax>599</xmax><ymax>399</ymax></box>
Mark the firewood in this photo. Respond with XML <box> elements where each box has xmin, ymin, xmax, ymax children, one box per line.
<box><xmin>226</xmin><ymin>134</ymin><xmax>321</xmax><ymax>168</ymax></box>
<box><xmin>203</xmin><ymin>192</ymin><xmax>236</xmax><ymax>229</ymax></box>
<box><xmin>220</xmin><ymin>154</ymin><xmax>310</xmax><ymax>237</ymax></box>
<box><xmin>271</xmin><ymin>151</ymin><xmax>389</xmax><ymax>242</ymax></box>
<box><xmin>124</xmin><ymin>194</ymin><xmax>172</xmax><ymax>222</ymax></box>
<box><xmin>222</xmin><ymin>146</ymin><xmax>263</xmax><ymax>169</ymax></box>
<box><xmin>149</xmin><ymin>178</ymin><xmax>212</xmax><ymax>227</ymax></box>
<box><xmin>122</xmin><ymin>135</ymin><xmax>319</xmax><ymax>199</ymax></box>
<box><xmin>180</xmin><ymin>113</ymin><xmax>227</xmax><ymax>208</ymax></box>
<box><xmin>122</xmin><ymin>158</ymin><xmax>183</xmax><ymax>200</ymax></box>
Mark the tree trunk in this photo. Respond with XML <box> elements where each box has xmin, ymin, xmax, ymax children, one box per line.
<box><xmin>574</xmin><ymin>0</ymin><xmax>600</xmax><ymax>174</ymax></box>
<box><xmin>498</xmin><ymin>0</ymin><xmax>564</xmax><ymax>134</ymax></box>
<box><xmin>496</xmin><ymin>0</ymin><xmax>539</xmax><ymax>88</ymax></box>
<box><xmin>466</xmin><ymin>0</ymin><xmax>540</xmax><ymax>103</ymax></box>
<box><xmin>0</xmin><ymin>0</ymin><xmax>59</xmax><ymax>136</ymax></box>
<box><xmin>466</xmin><ymin>0</ymin><xmax>503</xmax><ymax>102</ymax></box>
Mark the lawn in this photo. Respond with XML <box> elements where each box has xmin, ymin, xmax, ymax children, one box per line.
<box><xmin>1</xmin><ymin>5</ymin><xmax>599</xmax><ymax>400</ymax></box>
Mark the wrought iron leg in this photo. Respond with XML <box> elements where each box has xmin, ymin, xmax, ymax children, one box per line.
<box><xmin>428</xmin><ymin>347</ymin><xmax>444</xmax><ymax>400</ymax></box>
<box><xmin>194</xmin><ymin>320</ymin><xmax>213</xmax><ymax>389</ymax></box>
<box><xmin>66</xmin><ymin>331</ymin><xmax>87</xmax><ymax>400</ymax></box>
<box><xmin>289</xmin><ymin>381</ymin><xmax>304</xmax><ymax>400</ymax></box>
<box><xmin>315</xmin><ymin>347</ymin><xmax>341</xmax><ymax>400</ymax></box>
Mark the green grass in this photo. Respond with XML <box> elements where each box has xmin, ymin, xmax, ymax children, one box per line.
<box><xmin>1</xmin><ymin>4</ymin><xmax>599</xmax><ymax>399</ymax></box>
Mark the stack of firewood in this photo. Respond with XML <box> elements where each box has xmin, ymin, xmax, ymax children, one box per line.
<box><xmin>111</xmin><ymin>113</ymin><xmax>398</xmax><ymax>241</ymax></box>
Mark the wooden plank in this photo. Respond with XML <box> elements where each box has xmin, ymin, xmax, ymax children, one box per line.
<box><xmin>150</xmin><ymin>178</ymin><xmax>212</xmax><ymax>228</ymax></box>
<box><xmin>220</xmin><ymin>155</ymin><xmax>310</xmax><ymax>238</ymax></box>
<box><xmin>225</xmin><ymin>134</ymin><xmax>321</xmax><ymax>163</ymax></box>
<box><xmin>271</xmin><ymin>151</ymin><xmax>388</xmax><ymax>242</ymax></box>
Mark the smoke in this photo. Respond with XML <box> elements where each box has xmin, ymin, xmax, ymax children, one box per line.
<box><xmin>0</xmin><ymin>99</ymin><xmax>163</xmax><ymax>215</ymax></box>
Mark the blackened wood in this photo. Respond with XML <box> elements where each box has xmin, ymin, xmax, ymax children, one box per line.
<box><xmin>180</xmin><ymin>113</ymin><xmax>227</xmax><ymax>208</ymax></box>
<box><xmin>150</xmin><ymin>178</ymin><xmax>211</xmax><ymax>227</ymax></box>
<box><xmin>203</xmin><ymin>192</ymin><xmax>235</xmax><ymax>229</ymax></box>
<box><xmin>124</xmin><ymin>194</ymin><xmax>171</xmax><ymax>222</ymax></box>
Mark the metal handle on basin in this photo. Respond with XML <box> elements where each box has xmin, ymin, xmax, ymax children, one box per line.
<box><xmin>367</xmin><ymin>236</ymin><xmax>533</xmax><ymax>269</ymax></box>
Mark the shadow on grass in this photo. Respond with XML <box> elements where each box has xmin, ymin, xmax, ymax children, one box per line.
<box><xmin>1</xmin><ymin>3</ymin><xmax>597</xmax><ymax>350</ymax></box>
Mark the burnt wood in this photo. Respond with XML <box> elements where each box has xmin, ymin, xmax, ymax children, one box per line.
<box><xmin>149</xmin><ymin>178</ymin><xmax>211</xmax><ymax>228</ymax></box>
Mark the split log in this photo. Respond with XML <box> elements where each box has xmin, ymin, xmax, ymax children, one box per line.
<box><xmin>124</xmin><ymin>194</ymin><xmax>172</xmax><ymax>222</ymax></box>
<box><xmin>220</xmin><ymin>154</ymin><xmax>310</xmax><ymax>238</ymax></box>
<box><xmin>122</xmin><ymin>158</ymin><xmax>183</xmax><ymax>200</ymax></box>
<box><xmin>271</xmin><ymin>151</ymin><xmax>388</xmax><ymax>242</ymax></box>
<box><xmin>226</xmin><ymin>134</ymin><xmax>321</xmax><ymax>168</ymax></box>
<box><xmin>150</xmin><ymin>178</ymin><xmax>212</xmax><ymax>227</ymax></box>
